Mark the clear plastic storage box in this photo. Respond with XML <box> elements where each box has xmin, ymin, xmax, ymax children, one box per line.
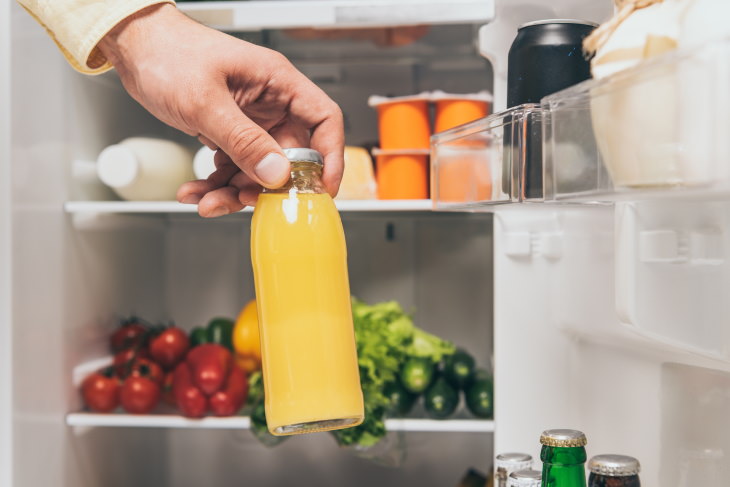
<box><xmin>542</xmin><ymin>38</ymin><xmax>730</xmax><ymax>202</ymax></box>
<box><xmin>430</xmin><ymin>104</ymin><xmax>543</xmax><ymax>210</ymax></box>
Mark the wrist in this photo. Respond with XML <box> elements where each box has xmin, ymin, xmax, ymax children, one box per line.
<box><xmin>98</xmin><ymin>3</ymin><xmax>181</xmax><ymax>68</ymax></box>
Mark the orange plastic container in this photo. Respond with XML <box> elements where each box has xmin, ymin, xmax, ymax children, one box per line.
<box><xmin>369</xmin><ymin>95</ymin><xmax>431</xmax><ymax>149</ymax></box>
<box><xmin>435</xmin><ymin>146</ymin><xmax>492</xmax><ymax>203</ymax></box>
<box><xmin>373</xmin><ymin>149</ymin><xmax>429</xmax><ymax>199</ymax></box>
<box><xmin>433</xmin><ymin>92</ymin><xmax>492</xmax><ymax>133</ymax></box>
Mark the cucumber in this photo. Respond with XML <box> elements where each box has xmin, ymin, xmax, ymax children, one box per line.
<box><xmin>424</xmin><ymin>377</ymin><xmax>459</xmax><ymax>419</ymax></box>
<box><xmin>443</xmin><ymin>348</ymin><xmax>476</xmax><ymax>390</ymax></box>
<box><xmin>465</xmin><ymin>371</ymin><xmax>493</xmax><ymax>419</ymax></box>
<box><xmin>384</xmin><ymin>380</ymin><xmax>418</xmax><ymax>416</ymax></box>
<box><xmin>400</xmin><ymin>357</ymin><xmax>435</xmax><ymax>394</ymax></box>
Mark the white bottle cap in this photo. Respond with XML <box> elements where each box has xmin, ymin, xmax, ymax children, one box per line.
<box><xmin>193</xmin><ymin>146</ymin><xmax>217</xmax><ymax>180</ymax></box>
<box><xmin>97</xmin><ymin>144</ymin><xmax>139</xmax><ymax>189</ymax></box>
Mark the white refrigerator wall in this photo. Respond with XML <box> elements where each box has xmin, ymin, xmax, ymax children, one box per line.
<box><xmin>9</xmin><ymin>4</ymin><xmax>171</xmax><ymax>485</ymax></box>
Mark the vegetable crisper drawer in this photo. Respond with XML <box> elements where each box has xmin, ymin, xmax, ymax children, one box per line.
<box><xmin>430</xmin><ymin>104</ymin><xmax>543</xmax><ymax>211</ymax></box>
<box><xmin>542</xmin><ymin>38</ymin><xmax>730</xmax><ymax>202</ymax></box>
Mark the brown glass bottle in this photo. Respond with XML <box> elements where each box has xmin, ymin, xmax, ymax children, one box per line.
<box><xmin>587</xmin><ymin>455</ymin><xmax>641</xmax><ymax>487</ymax></box>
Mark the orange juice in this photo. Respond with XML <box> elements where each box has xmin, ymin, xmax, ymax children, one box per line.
<box><xmin>250</xmin><ymin>152</ymin><xmax>364</xmax><ymax>436</ymax></box>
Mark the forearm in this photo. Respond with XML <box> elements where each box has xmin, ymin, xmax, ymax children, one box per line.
<box><xmin>17</xmin><ymin>0</ymin><xmax>176</xmax><ymax>75</ymax></box>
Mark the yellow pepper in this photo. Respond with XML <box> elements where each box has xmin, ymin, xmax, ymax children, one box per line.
<box><xmin>233</xmin><ymin>300</ymin><xmax>262</xmax><ymax>374</ymax></box>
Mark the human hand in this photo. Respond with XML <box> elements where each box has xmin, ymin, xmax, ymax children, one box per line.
<box><xmin>98</xmin><ymin>4</ymin><xmax>344</xmax><ymax>217</ymax></box>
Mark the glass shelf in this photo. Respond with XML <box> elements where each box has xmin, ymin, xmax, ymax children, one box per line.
<box><xmin>177</xmin><ymin>0</ymin><xmax>495</xmax><ymax>32</ymax></box>
<box><xmin>64</xmin><ymin>200</ymin><xmax>434</xmax><ymax>214</ymax></box>
<box><xmin>66</xmin><ymin>413</ymin><xmax>494</xmax><ymax>433</ymax></box>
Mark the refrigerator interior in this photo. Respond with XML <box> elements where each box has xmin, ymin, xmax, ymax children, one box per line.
<box><xmin>8</xmin><ymin>3</ymin><xmax>495</xmax><ymax>486</ymax></box>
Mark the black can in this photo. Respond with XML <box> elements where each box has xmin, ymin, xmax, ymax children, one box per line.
<box><xmin>506</xmin><ymin>19</ymin><xmax>597</xmax><ymax>199</ymax></box>
<box><xmin>507</xmin><ymin>19</ymin><xmax>598</xmax><ymax>107</ymax></box>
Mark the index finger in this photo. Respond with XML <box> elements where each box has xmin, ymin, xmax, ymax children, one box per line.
<box><xmin>310</xmin><ymin>109</ymin><xmax>345</xmax><ymax>198</ymax></box>
<box><xmin>286</xmin><ymin>78</ymin><xmax>345</xmax><ymax>197</ymax></box>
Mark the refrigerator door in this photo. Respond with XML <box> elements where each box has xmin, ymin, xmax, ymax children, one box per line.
<box><xmin>493</xmin><ymin>202</ymin><xmax>730</xmax><ymax>486</ymax></box>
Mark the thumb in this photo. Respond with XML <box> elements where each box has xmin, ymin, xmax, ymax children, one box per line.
<box><xmin>197</xmin><ymin>92</ymin><xmax>290</xmax><ymax>188</ymax></box>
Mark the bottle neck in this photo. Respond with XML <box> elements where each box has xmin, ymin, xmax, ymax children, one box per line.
<box><xmin>541</xmin><ymin>446</ymin><xmax>587</xmax><ymax>487</ymax></box>
<box><xmin>263</xmin><ymin>161</ymin><xmax>326</xmax><ymax>195</ymax></box>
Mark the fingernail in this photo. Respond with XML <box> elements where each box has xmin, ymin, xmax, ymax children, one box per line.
<box><xmin>181</xmin><ymin>194</ymin><xmax>202</xmax><ymax>204</ymax></box>
<box><xmin>254</xmin><ymin>153</ymin><xmax>290</xmax><ymax>187</ymax></box>
<box><xmin>208</xmin><ymin>207</ymin><xmax>230</xmax><ymax>218</ymax></box>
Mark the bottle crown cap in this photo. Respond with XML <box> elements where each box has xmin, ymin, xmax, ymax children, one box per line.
<box><xmin>495</xmin><ymin>453</ymin><xmax>533</xmax><ymax>471</ymax></box>
<box><xmin>507</xmin><ymin>469</ymin><xmax>542</xmax><ymax>487</ymax></box>
<box><xmin>283</xmin><ymin>148</ymin><xmax>323</xmax><ymax>166</ymax></box>
<box><xmin>539</xmin><ymin>429</ymin><xmax>587</xmax><ymax>447</ymax></box>
<box><xmin>588</xmin><ymin>455</ymin><xmax>641</xmax><ymax>476</ymax></box>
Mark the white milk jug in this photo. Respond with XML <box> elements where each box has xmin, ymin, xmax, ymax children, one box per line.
<box><xmin>97</xmin><ymin>137</ymin><xmax>194</xmax><ymax>201</ymax></box>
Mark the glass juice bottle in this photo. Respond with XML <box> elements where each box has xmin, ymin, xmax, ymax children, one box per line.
<box><xmin>251</xmin><ymin>148</ymin><xmax>364</xmax><ymax>436</ymax></box>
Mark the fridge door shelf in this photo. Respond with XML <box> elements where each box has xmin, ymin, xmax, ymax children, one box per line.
<box><xmin>177</xmin><ymin>0</ymin><xmax>495</xmax><ymax>31</ymax></box>
<box><xmin>542</xmin><ymin>38</ymin><xmax>730</xmax><ymax>204</ymax></box>
<box><xmin>614</xmin><ymin>201</ymin><xmax>730</xmax><ymax>367</ymax></box>
<box><xmin>65</xmin><ymin>413</ymin><xmax>495</xmax><ymax>433</ymax></box>
<box><xmin>430</xmin><ymin>104</ymin><xmax>543</xmax><ymax>212</ymax></box>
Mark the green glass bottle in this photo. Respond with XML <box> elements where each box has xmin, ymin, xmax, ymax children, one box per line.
<box><xmin>540</xmin><ymin>429</ymin><xmax>588</xmax><ymax>487</ymax></box>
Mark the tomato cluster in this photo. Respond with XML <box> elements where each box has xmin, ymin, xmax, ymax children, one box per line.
<box><xmin>81</xmin><ymin>317</ymin><xmax>249</xmax><ymax>418</ymax></box>
<box><xmin>81</xmin><ymin>317</ymin><xmax>190</xmax><ymax>414</ymax></box>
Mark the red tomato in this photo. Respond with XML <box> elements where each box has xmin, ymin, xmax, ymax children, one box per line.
<box><xmin>129</xmin><ymin>357</ymin><xmax>164</xmax><ymax>384</ymax></box>
<box><xmin>172</xmin><ymin>362</ymin><xmax>207</xmax><ymax>418</ymax></box>
<box><xmin>113</xmin><ymin>348</ymin><xmax>150</xmax><ymax>378</ymax></box>
<box><xmin>149</xmin><ymin>327</ymin><xmax>190</xmax><ymax>369</ymax></box>
<box><xmin>209</xmin><ymin>365</ymin><xmax>249</xmax><ymax>417</ymax></box>
<box><xmin>81</xmin><ymin>370</ymin><xmax>120</xmax><ymax>413</ymax></box>
<box><xmin>120</xmin><ymin>376</ymin><xmax>160</xmax><ymax>414</ymax></box>
<box><xmin>186</xmin><ymin>344</ymin><xmax>232</xmax><ymax>396</ymax></box>
<box><xmin>110</xmin><ymin>320</ymin><xmax>148</xmax><ymax>353</ymax></box>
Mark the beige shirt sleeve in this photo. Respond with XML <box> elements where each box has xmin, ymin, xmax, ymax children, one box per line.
<box><xmin>18</xmin><ymin>0</ymin><xmax>176</xmax><ymax>75</ymax></box>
